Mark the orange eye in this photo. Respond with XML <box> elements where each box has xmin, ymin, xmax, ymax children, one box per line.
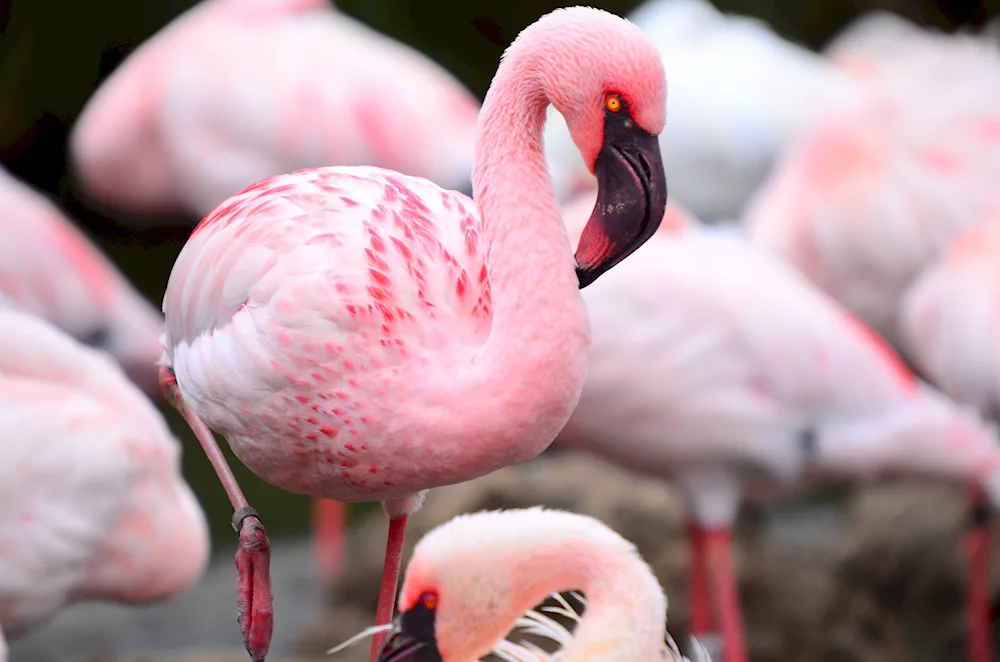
<box><xmin>420</xmin><ymin>592</ymin><xmax>438</xmax><ymax>611</ymax></box>
<box><xmin>605</xmin><ymin>95</ymin><xmax>622</xmax><ymax>113</ymax></box>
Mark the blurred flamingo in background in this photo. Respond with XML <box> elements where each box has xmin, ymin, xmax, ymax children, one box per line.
<box><xmin>903</xmin><ymin>218</ymin><xmax>1000</xmax><ymax>421</ymax></box>
<box><xmin>366</xmin><ymin>507</ymin><xmax>709</xmax><ymax>662</ymax></box>
<box><xmin>743</xmin><ymin>32</ymin><xmax>1000</xmax><ymax>662</ymax></box>
<box><xmin>0</xmin><ymin>305</ymin><xmax>210</xmax><ymax>660</ymax></box>
<box><xmin>0</xmin><ymin>165</ymin><xmax>164</xmax><ymax>393</ymax></box>
<box><xmin>823</xmin><ymin>10</ymin><xmax>999</xmax><ymax>86</ymax></box>
<box><xmin>902</xmin><ymin>218</ymin><xmax>1000</xmax><ymax>662</ymax></box>
<box><xmin>157</xmin><ymin>7</ymin><xmax>669</xmax><ymax>662</ymax></box>
<box><xmin>744</xmin><ymin>11</ymin><xmax>1000</xmax><ymax>349</ymax></box>
<box><xmin>69</xmin><ymin>0</ymin><xmax>481</xmax><ymax>222</ymax></box>
<box><xmin>556</xmin><ymin>188</ymin><xmax>1000</xmax><ymax>662</ymax></box>
<box><xmin>542</xmin><ymin>0</ymin><xmax>862</xmax><ymax>222</ymax></box>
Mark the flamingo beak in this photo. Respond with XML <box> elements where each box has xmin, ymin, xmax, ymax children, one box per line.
<box><xmin>376</xmin><ymin>605</ymin><xmax>442</xmax><ymax>662</ymax></box>
<box><xmin>574</xmin><ymin>109</ymin><xmax>667</xmax><ymax>288</ymax></box>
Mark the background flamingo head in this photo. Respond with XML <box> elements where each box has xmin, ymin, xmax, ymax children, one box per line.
<box><xmin>379</xmin><ymin>508</ymin><xmax>633</xmax><ymax>662</ymax></box>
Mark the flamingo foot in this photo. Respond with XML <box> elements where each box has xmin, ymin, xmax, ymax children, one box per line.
<box><xmin>235</xmin><ymin>508</ymin><xmax>273</xmax><ymax>662</ymax></box>
<box><xmin>369</xmin><ymin>515</ymin><xmax>409</xmax><ymax>662</ymax></box>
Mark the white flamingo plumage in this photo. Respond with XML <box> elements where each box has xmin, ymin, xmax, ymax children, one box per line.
<box><xmin>70</xmin><ymin>0</ymin><xmax>481</xmax><ymax>220</ymax></box>
<box><xmin>0</xmin><ymin>305</ymin><xmax>209</xmax><ymax>660</ymax></box>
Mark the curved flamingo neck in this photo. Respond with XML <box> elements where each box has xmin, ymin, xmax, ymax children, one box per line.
<box><xmin>499</xmin><ymin>524</ymin><xmax>668</xmax><ymax>662</ymax></box>
<box><xmin>445</xmin><ymin>39</ymin><xmax>589</xmax><ymax>459</ymax></box>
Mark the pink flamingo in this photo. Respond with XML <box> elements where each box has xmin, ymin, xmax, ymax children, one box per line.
<box><xmin>70</xmin><ymin>0</ymin><xmax>481</xmax><ymax>221</ymax></box>
<box><xmin>0</xmin><ymin>165</ymin><xmax>164</xmax><ymax>393</ymax></box>
<box><xmin>356</xmin><ymin>507</ymin><xmax>710</xmax><ymax>662</ymax></box>
<box><xmin>158</xmin><ymin>7</ymin><xmax>669</xmax><ymax>662</ymax></box>
<box><xmin>902</xmin><ymin>218</ymin><xmax>1000</xmax><ymax>662</ymax></box>
<box><xmin>556</xmin><ymin>188</ymin><xmax>1000</xmax><ymax>662</ymax></box>
<box><xmin>0</xmin><ymin>305</ymin><xmax>210</xmax><ymax>660</ymax></box>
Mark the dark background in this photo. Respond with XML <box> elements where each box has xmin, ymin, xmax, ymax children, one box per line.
<box><xmin>0</xmin><ymin>0</ymin><xmax>997</xmax><ymax>540</ymax></box>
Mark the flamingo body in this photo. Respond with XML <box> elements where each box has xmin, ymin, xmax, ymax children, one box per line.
<box><xmin>164</xmin><ymin>166</ymin><xmax>574</xmax><ymax>504</ymax></box>
<box><xmin>0</xmin><ymin>307</ymin><xmax>209</xmax><ymax>656</ymax></box>
<box><xmin>902</xmin><ymin>220</ymin><xmax>1000</xmax><ymax>419</ymax></box>
<box><xmin>561</xmin><ymin>191</ymin><xmax>1000</xmax><ymax>513</ymax></box>
<box><xmin>0</xmin><ymin>166</ymin><xmax>163</xmax><ymax>392</ymax></box>
<box><xmin>70</xmin><ymin>0</ymin><xmax>479</xmax><ymax>218</ymax></box>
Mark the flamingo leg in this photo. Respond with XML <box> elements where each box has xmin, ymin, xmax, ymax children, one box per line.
<box><xmin>966</xmin><ymin>484</ymin><xmax>993</xmax><ymax>662</ymax></box>
<box><xmin>687</xmin><ymin>522</ymin><xmax>718</xmax><ymax>629</ymax></box>
<box><xmin>370</xmin><ymin>515</ymin><xmax>409</xmax><ymax>662</ymax></box>
<box><xmin>160</xmin><ymin>367</ymin><xmax>274</xmax><ymax>662</ymax></box>
<box><xmin>313</xmin><ymin>498</ymin><xmax>348</xmax><ymax>583</ymax></box>
<box><xmin>704</xmin><ymin>527</ymin><xmax>748</xmax><ymax>662</ymax></box>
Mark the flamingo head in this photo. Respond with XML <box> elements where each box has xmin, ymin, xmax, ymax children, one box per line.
<box><xmin>375</xmin><ymin>509</ymin><xmax>542</xmax><ymax>662</ymax></box>
<box><xmin>531</xmin><ymin>7</ymin><xmax>669</xmax><ymax>288</ymax></box>
<box><xmin>376</xmin><ymin>508</ymin><xmax>624</xmax><ymax>662</ymax></box>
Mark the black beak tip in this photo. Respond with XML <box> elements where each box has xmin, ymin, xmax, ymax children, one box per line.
<box><xmin>576</xmin><ymin>266</ymin><xmax>598</xmax><ymax>289</ymax></box>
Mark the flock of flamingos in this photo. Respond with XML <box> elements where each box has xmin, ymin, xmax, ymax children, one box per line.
<box><xmin>3</xmin><ymin>0</ymin><xmax>1000</xmax><ymax>661</ymax></box>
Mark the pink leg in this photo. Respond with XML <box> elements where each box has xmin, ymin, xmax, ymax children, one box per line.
<box><xmin>369</xmin><ymin>515</ymin><xmax>408</xmax><ymax>662</ymax></box>
<box><xmin>686</xmin><ymin>522</ymin><xmax>716</xmax><ymax>635</ymax></box>
<box><xmin>312</xmin><ymin>498</ymin><xmax>347</xmax><ymax>584</ymax></box>
<box><xmin>704</xmin><ymin>527</ymin><xmax>748</xmax><ymax>662</ymax></box>
<box><xmin>160</xmin><ymin>368</ymin><xmax>273</xmax><ymax>662</ymax></box>
<box><xmin>966</xmin><ymin>484</ymin><xmax>993</xmax><ymax>662</ymax></box>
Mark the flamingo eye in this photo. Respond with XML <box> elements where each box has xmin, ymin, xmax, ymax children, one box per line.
<box><xmin>605</xmin><ymin>94</ymin><xmax>623</xmax><ymax>113</ymax></box>
<box><xmin>419</xmin><ymin>591</ymin><xmax>438</xmax><ymax>610</ymax></box>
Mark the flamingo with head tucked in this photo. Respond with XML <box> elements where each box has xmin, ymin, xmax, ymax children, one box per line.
<box><xmin>366</xmin><ymin>507</ymin><xmax>709</xmax><ymax>662</ymax></box>
<box><xmin>555</xmin><ymin>188</ymin><xmax>1000</xmax><ymax>662</ymax></box>
<box><xmin>158</xmin><ymin>7</ymin><xmax>669</xmax><ymax>662</ymax></box>
<box><xmin>0</xmin><ymin>165</ymin><xmax>164</xmax><ymax>393</ymax></box>
<box><xmin>0</xmin><ymin>305</ymin><xmax>209</xmax><ymax>660</ymax></box>
<box><xmin>70</xmin><ymin>0</ymin><xmax>481</xmax><ymax>221</ymax></box>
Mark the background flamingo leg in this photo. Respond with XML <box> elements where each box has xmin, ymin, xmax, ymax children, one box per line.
<box><xmin>687</xmin><ymin>522</ymin><xmax>722</xmax><ymax>658</ymax></box>
<box><xmin>313</xmin><ymin>498</ymin><xmax>348</xmax><ymax>584</ymax></box>
<box><xmin>369</xmin><ymin>515</ymin><xmax>409</xmax><ymax>662</ymax></box>
<box><xmin>159</xmin><ymin>367</ymin><xmax>274</xmax><ymax>662</ymax></box>
<box><xmin>966</xmin><ymin>484</ymin><xmax>993</xmax><ymax>662</ymax></box>
<box><xmin>704</xmin><ymin>527</ymin><xmax>748</xmax><ymax>662</ymax></box>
